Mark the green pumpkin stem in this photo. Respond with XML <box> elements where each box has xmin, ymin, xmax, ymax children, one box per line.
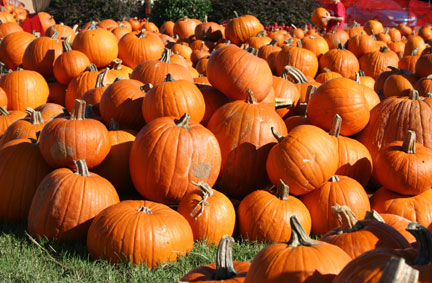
<box><xmin>161</xmin><ymin>48</ymin><xmax>172</xmax><ymax>63</ymax></box>
<box><xmin>269</xmin><ymin>38</ymin><xmax>279</xmax><ymax>46</ymax></box>
<box><xmin>380</xmin><ymin>46</ymin><xmax>389</xmax><ymax>53</ymax></box>
<box><xmin>108</xmin><ymin>120</ymin><xmax>120</xmax><ymax>131</ymax></box>
<box><xmin>402</xmin><ymin>130</ymin><xmax>416</xmax><ymax>154</ymax></box>
<box><xmin>213</xmin><ymin>235</ymin><xmax>238</xmax><ymax>280</ymax></box>
<box><xmin>245</xmin><ymin>89</ymin><xmax>258</xmax><ymax>104</ymax></box>
<box><xmin>137</xmin><ymin>206</ymin><xmax>153</xmax><ymax>214</ymax></box>
<box><xmin>50</xmin><ymin>28</ymin><xmax>59</xmax><ymax>39</ymax></box>
<box><xmin>329</xmin><ymin>114</ymin><xmax>342</xmax><ymax>137</ymax></box>
<box><xmin>164</xmin><ymin>73</ymin><xmax>175</xmax><ymax>82</ymax></box>
<box><xmin>175</xmin><ymin>113</ymin><xmax>191</xmax><ymax>129</ymax></box>
<box><xmin>359</xmin><ymin>70</ymin><xmax>365</xmax><ymax>76</ymax></box>
<box><xmin>411</xmin><ymin>48</ymin><xmax>419</xmax><ymax>56</ymax></box>
<box><xmin>406</xmin><ymin>222</ymin><xmax>432</xmax><ymax>265</ymax></box>
<box><xmin>364</xmin><ymin>210</ymin><xmax>385</xmax><ymax>223</ymax></box>
<box><xmin>276</xmin><ymin>179</ymin><xmax>289</xmax><ymax>201</ymax></box>
<box><xmin>287</xmin><ymin>215</ymin><xmax>317</xmax><ymax>247</ymax></box>
<box><xmin>70</xmin><ymin>99</ymin><xmax>86</xmax><ymax>121</ymax></box>
<box><xmin>332</xmin><ymin>204</ymin><xmax>363</xmax><ymax>233</ymax></box>
<box><xmin>62</xmin><ymin>39</ymin><xmax>72</xmax><ymax>52</ymax></box>
<box><xmin>256</xmin><ymin>30</ymin><xmax>266</xmax><ymax>37</ymax></box>
<box><xmin>379</xmin><ymin>257</ymin><xmax>419</xmax><ymax>283</ymax></box>
<box><xmin>0</xmin><ymin>106</ymin><xmax>9</xmax><ymax>116</ymax></box>
<box><xmin>73</xmin><ymin>160</ymin><xmax>90</xmax><ymax>177</ymax></box>
<box><xmin>88</xmin><ymin>64</ymin><xmax>98</xmax><ymax>72</ymax></box>
<box><xmin>190</xmin><ymin>181</ymin><xmax>214</xmax><ymax>219</ymax></box>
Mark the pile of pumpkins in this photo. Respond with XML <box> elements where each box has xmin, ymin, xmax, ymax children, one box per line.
<box><xmin>0</xmin><ymin>3</ymin><xmax>432</xmax><ymax>281</ymax></box>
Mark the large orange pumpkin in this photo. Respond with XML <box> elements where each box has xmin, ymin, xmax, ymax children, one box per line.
<box><xmin>359</xmin><ymin>46</ymin><xmax>399</xmax><ymax>79</ymax></box>
<box><xmin>318</xmin><ymin>43</ymin><xmax>359</xmax><ymax>79</ymax></box>
<box><xmin>0</xmin><ymin>109</ymin><xmax>45</xmax><ymax>146</ymax></box>
<box><xmin>224</xmin><ymin>13</ymin><xmax>264</xmax><ymax>44</ymax></box>
<box><xmin>0</xmin><ymin>31</ymin><xmax>36</xmax><ymax>70</ymax></box>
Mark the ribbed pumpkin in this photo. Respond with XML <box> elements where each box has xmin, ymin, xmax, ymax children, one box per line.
<box><xmin>180</xmin><ymin>235</ymin><xmax>251</xmax><ymax>283</ymax></box>
<box><xmin>197</xmin><ymin>84</ymin><xmax>230</xmax><ymax>126</ymax></box>
<box><xmin>0</xmin><ymin>108</ymin><xmax>45</xmax><ymax>146</ymax></box>
<box><xmin>319</xmin><ymin>43</ymin><xmax>359</xmax><ymax>79</ymax></box>
<box><xmin>272</xmin><ymin>74</ymin><xmax>301</xmax><ymax>119</ymax></box>
<box><xmin>415</xmin><ymin>48</ymin><xmax>432</xmax><ymax>78</ymax></box>
<box><xmin>365</xmin><ymin>211</ymin><xmax>416</xmax><ymax>244</ymax></box>
<box><xmin>35</xmin><ymin>103</ymin><xmax>65</xmax><ymax>122</ymax></box>
<box><xmin>142</xmin><ymin>74</ymin><xmax>205</xmax><ymax>123</ymax></box>
<box><xmin>315</xmin><ymin>68</ymin><xmax>343</xmax><ymax>83</ymax></box>
<box><xmin>38</xmin><ymin>99</ymin><xmax>111</xmax><ymax>169</ymax></box>
<box><xmin>225</xmin><ymin>13</ymin><xmax>264</xmax><ymax>45</ymax></box>
<box><xmin>321</xmin><ymin>205</ymin><xmax>411</xmax><ymax>259</ymax></box>
<box><xmin>324</xmin><ymin>29</ymin><xmax>350</xmax><ymax>50</ymax></box>
<box><xmin>404</xmin><ymin>35</ymin><xmax>426</xmax><ymax>57</ymax></box>
<box><xmin>47</xmin><ymin>81</ymin><xmax>66</xmax><ymax>106</ymax></box>
<box><xmin>0</xmin><ymin>107</ymin><xmax>27</xmax><ymax>137</ymax></box>
<box><xmin>301</xmin><ymin>175</ymin><xmax>370</xmax><ymax>236</ymax></box>
<box><xmin>87</xmin><ymin>200</ymin><xmax>194</xmax><ymax>267</ymax></box>
<box><xmin>46</xmin><ymin>23</ymin><xmax>76</xmax><ymax>43</ymax></box>
<box><xmin>300</xmin><ymin>35</ymin><xmax>329</xmax><ymax>57</ymax></box>
<box><xmin>174</xmin><ymin>17</ymin><xmax>198</xmax><ymax>39</ymax></box>
<box><xmin>238</xmin><ymin>180</ymin><xmax>311</xmax><ymax>243</ymax></box>
<box><xmin>266</xmin><ymin>125</ymin><xmax>338</xmax><ymax>196</ymax></box>
<box><xmin>311</xmin><ymin>7</ymin><xmax>330</xmax><ymax>28</ymax></box>
<box><xmin>81</xmin><ymin>68</ymin><xmax>109</xmax><ymax>117</ymax></box>
<box><xmin>130</xmin><ymin>113</ymin><xmax>221</xmax><ymax>204</ymax></box>
<box><xmin>245</xmin><ymin>216</ymin><xmax>352</xmax><ymax>283</ymax></box>
<box><xmin>0</xmin><ymin>32</ymin><xmax>36</xmax><ymax>70</ymax></box>
<box><xmin>0</xmin><ymin>21</ymin><xmax>22</xmax><ymax>39</ymax></box>
<box><xmin>364</xmin><ymin>20</ymin><xmax>384</xmax><ymax>35</ymax></box>
<box><xmin>307</xmin><ymin>77</ymin><xmax>370</xmax><ymax>136</ymax></box>
<box><xmin>53</xmin><ymin>39</ymin><xmax>91</xmax><ymax>85</ymax></box>
<box><xmin>275</xmin><ymin>43</ymin><xmax>319</xmax><ymax>79</ymax></box>
<box><xmin>99</xmin><ymin>78</ymin><xmax>145</xmax><ymax>130</ymax></box>
<box><xmin>130</xmin><ymin>48</ymin><xmax>193</xmax><ymax>85</ymax></box>
<box><xmin>415</xmin><ymin>75</ymin><xmax>432</xmax><ymax>97</ymax></box>
<box><xmin>207</xmin><ymin>44</ymin><xmax>273</xmax><ymax>102</ymax></box>
<box><xmin>359</xmin><ymin>46</ymin><xmax>399</xmax><ymax>79</ymax></box>
<box><xmin>0</xmin><ymin>139</ymin><xmax>52</xmax><ymax>222</ymax></box>
<box><xmin>207</xmin><ymin>90</ymin><xmax>287</xmax><ymax>199</ymax></box>
<box><xmin>0</xmin><ymin>69</ymin><xmax>49</xmax><ymax>111</ymax></box>
<box><xmin>177</xmin><ymin>182</ymin><xmax>236</xmax><ymax>246</ymax></box>
<box><xmin>73</xmin><ymin>25</ymin><xmax>118</xmax><ymax>67</ymax></box>
<box><xmin>118</xmin><ymin>29</ymin><xmax>165</xmax><ymax>69</ymax></box>
<box><xmin>64</xmin><ymin>64</ymin><xmax>100</xmax><ymax>111</ymax></box>
<box><xmin>194</xmin><ymin>18</ymin><xmax>224</xmax><ymax>42</ymax></box>
<box><xmin>22</xmin><ymin>32</ymin><xmax>63</xmax><ymax>77</ymax></box>
<box><xmin>27</xmin><ymin>160</ymin><xmax>120</xmax><ymax>242</ymax></box>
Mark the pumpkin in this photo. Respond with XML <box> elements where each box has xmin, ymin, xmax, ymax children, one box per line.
<box><xmin>174</xmin><ymin>17</ymin><xmax>198</xmax><ymax>39</ymax></box>
<box><xmin>415</xmin><ymin>75</ymin><xmax>432</xmax><ymax>97</ymax></box>
<box><xmin>272</xmin><ymin>74</ymin><xmax>301</xmax><ymax>119</ymax></box>
<box><xmin>371</xmin><ymin>187</ymin><xmax>432</xmax><ymax>230</ymax></box>
<box><xmin>364</xmin><ymin>20</ymin><xmax>384</xmax><ymax>35</ymax></box>
<box><xmin>87</xmin><ymin>200</ymin><xmax>194</xmax><ymax>267</ymax></box>
<box><xmin>266</xmin><ymin>124</ymin><xmax>338</xmax><ymax>196</ymax></box>
<box><xmin>0</xmin><ymin>107</ymin><xmax>27</xmax><ymax>137</ymax></box>
<box><xmin>81</xmin><ymin>68</ymin><xmax>109</xmax><ymax>117</ymax></box>
<box><xmin>275</xmin><ymin>42</ymin><xmax>319</xmax><ymax>79</ymax></box>
<box><xmin>359</xmin><ymin>46</ymin><xmax>399</xmax><ymax>79</ymax></box>
<box><xmin>307</xmin><ymin>77</ymin><xmax>370</xmax><ymax>136</ymax></box>
<box><xmin>47</xmin><ymin>81</ymin><xmax>66</xmax><ymax>106</ymax></box>
<box><xmin>324</xmin><ymin>29</ymin><xmax>350</xmax><ymax>50</ymax></box>
<box><xmin>46</xmin><ymin>23</ymin><xmax>77</xmax><ymax>44</ymax></box>
<box><xmin>0</xmin><ymin>69</ymin><xmax>49</xmax><ymax>111</ymax></box>
<box><xmin>73</xmin><ymin>24</ymin><xmax>118</xmax><ymax>68</ymax></box>
<box><xmin>321</xmin><ymin>205</ymin><xmax>411</xmax><ymax>259</ymax></box>
<box><xmin>383</xmin><ymin>73</ymin><xmax>416</xmax><ymax>97</ymax></box>
<box><xmin>257</xmin><ymin>39</ymin><xmax>281</xmax><ymax>73</ymax></box>
<box><xmin>0</xmin><ymin>139</ymin><xmax>52</xmax><ymax>222</ymax></box>
<box><xmin>245</xmin><ymin>31</ymin><xmax>272</xmax><ymax>50</ymax></box>
<box><xmin>180</xmin><ymin>235</ymin><xmax>250</xmax><ymax>283</ymax></box>
<box><xmin>283</xmin><ymin>85</ymin><xmax>314</xmax><ymax>131</ymax></box>
<box><xmin>415</xmin><ymin>48</ymin><xmax>432</xmax><ymax>78</ymax></box>
<box><xmin>365</xmin><ymin>211</ymin><xmax>416</xmax><ymax>244</ymax></box>
<box><xmin>301</xmin><ymin>35</ymin><xmax>329</xmax><ymax>57</ymax></box>
<box><xmin>238</xmin><ymin>179</ymin><xmax>311</xmax><ymax>243</ymax></box>
<box><xmin>111</xmin><ymin>25</ymin><xmax>132</xmax><ymax>40</ymax></box>
<box><xmin>27</xmin><ymin>160</ymin><xmax>119</xmax><ymax>242</ymax></box>
<box><xmin>64</xmin><ymin>64</ymin><xmax>100</xmax><ymax>111</ymax></box>
<box><xmin>347</xmin><ymin>32</ymin><xmax>378</xmax><ymax>58</ymax></box>
<box><xmin>245</xmin><ymin>216</ymin><xmax>351</xmax><ymax>283</ymax></box>
<box><xmin>0</xmin><ymin>21</ymin><xmax>22</xmax><ymax>39</ymax></box>
<box><xmin>171</xmin><ymin>42</ymin><xmax>193</xmax><ymax>61</ymax></box>
<box><xmin>0</xmin><ymin>87</ymin><xmax>6</xmax><ymax>108</ymax></box>
<box><xmin>34</xmin><ymin>103</ymin><xmax>65</xmax><ymax>123</ymax></box>
<box><xmin>177</xmin><ymin>182</ymin><xmax>236</xmax><ymax>246</ymax></box>
<box><xmin>196</xmin><ymin>84</ymin><xmax>230</xmax><ymax>126</ymax></box>
<box><xmin>398</xmin><ymin>23</ymin><xmax>413</xmax><ymax>37</ymax></box>
<box><xmin>38</xmin><ymin>11</ymin><xmax>56</xmax><ymax>32</ymax></box>
<box><xmin>225</xmin><ymin>13</ymin><xmax>264</xmax><ymax>45</ymax></box>
<box><xmin>160</xmin><ymin>20</ymin><xmax>175</xmax><ymax>36</ymax></box>
<box><xmin>130</xmin><ymin>113</ymin><xmax>221</xmax><ymax>204</ymax></box>
<box><xmin>311</xmin><ymin>7</ymin><xmax>330</xmax><ymax>28</ymax></box>
<box><xmin>355</xmin><ymin>70</ymin><xmax>376</xmax><ymax>89</ymax></box>
<box><xmin>130</xmin><ymin>48</ymin><xmax>193</xmax><ymax>85</ymax></box>
<box><xmin>207</xmin><ymin>44</ymin><xmax>273</xmax><ymax>102</ymax></box>
<box><xmin>207</xmin><ymin>90</ymin><xmax>287</xmax><ymax>199</ymax></box>
<box><xmin>22</xmin><ymin>32</ymin><xmax>63</xmax><ymax>78</ymax></box>
<box><xmin>194</xmin><ymin>17</ymin><xmax>224</xmax><ymax>42</ymax></box>
<box><xmin>118</xmin><ymin>29</ymin><xmax>165</xmax><ymax>69</ymax></box>
<box><xmin>399</xmin><ymin>49</ymin><xmax>421</xmax><ymax>74</ymax></box>
<box><xmin>315</xmin><ymin>68</ymin><xmax>343</xmax><ymax>83</ymax></box>
<box><xmin>38</xmin><ymin>99</ymin><xmax>111</xmax><ymax>169</ymax></box>
<box><xmin>0</xmin><ymin>108</ymin><xmax>45</xmax><ymax>146</ymax></box>
<box><xmin>53</xmin><ymin>38</ymin><xmax>91</xmax><ymax>85</ymax></box>
<box><xmin>404</xmin><ymin>35</ymin><xmax>426</xmax><ymax>57</ymax></box>
<box><xmin>0</xmin><ymin>32</ymin><xmax>36</xmax><ymax>70</ymax></box>
<box><xmin>419</xmin><ymin>24</ymin><xmax>432</xmax><ymax>42</ymax></box>
<box><xmin>99</xmin><ymin>78</ymin><xmax>145</xmax><ymax>130</ymax></box>
<box><xmin>319</xmin><ymin>43</ymin><xmax>359</xmax><ymax>79</ymax></box>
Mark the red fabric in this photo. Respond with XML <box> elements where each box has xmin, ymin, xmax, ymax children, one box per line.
<box><xmin>326</xmin><ymin>2</ymin><xmax>346</xmax><ymax>31</ymax></box>
<box><xmin>22</xmin><ymin>14</ymin><xmax>45</xmax><ymax>36</ymax></box>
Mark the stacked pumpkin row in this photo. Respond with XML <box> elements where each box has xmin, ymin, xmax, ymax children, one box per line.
<box><xmin>0</xmin><ymin>7</ymin><xmax>431</xmax><ymax>281</ymax></box>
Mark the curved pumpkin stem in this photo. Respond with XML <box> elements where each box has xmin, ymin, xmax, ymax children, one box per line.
<box><xmin>365</xmin><ymin>210</ymin><xmax>385</xmax><ymax>223</ymax></box>
<box><xmin>271</xmin><ymin>127</ymin><xmax>284</xmax><ymax>143</ymax></box>
<box><xmin>161</xmin><ymin>48</ymin><xmax>172</xmax><ymax>63</ymax></box>
<box><xmin>213</xmin><ymin>235</ymin><xmax>237</xmax><ymax>280</ymax></box>
<box><xmin>29</xmin><ymin>109</ymin><xmax>44</xmax><ymax>125</ymax></box>
<box><xmin>245</xmin><ymin>89</ymin><xmax>258</xmax><ymax>104</ymax></box>
<box><xmin>402</xmin><ymin>130</ymin><xmax>416</xmax><ymax>154</ymax></box>
<box><xmin>331</xmin><ymin>204</ymin><xmax>363</xmax><ymax>233</ymax></box>
<box><xmin>95</xmin><ymin>68</ymin><xmax>109</xmax><ymax>88</ymax></box>
<box><xmin>283</xmin><ymin>66</ymin><xmax>309</xmax><ymax>84</ymax></box>
<box><xmin>406</xmin><ymin>222</ymin><xmax>432</xmax><ymax>265</ymax></box>
<box><xmin>140</xmin><ymin>83</ymin><xmax>153</xmax><ymax>93</ymax></box>
<box><xmin>275</xmin><ymin>98</ymin><xmax>293</xmax><ymax>109</ymax></box>
<box><xmin>329</xmin><ymin>114</ymin><xmax>342</xmax><ymax>137</ymax></box>
<box><xmin>137</xmin><ymin>206</ymin><xmax>153</xmax><ymax>214</ymax></box>
<box><xmin>0</xmin><ymin>106</ymin><xmax>9</xmax><ymax>116</ymax></box>
<box><xmin>70</xmin><ymin>100</ymin><xmax>86</xmax><ymax>121</ymax></box>
<box><xmin>269</xmin><ymin>38</ymin><xmax>279</xmax><ymax>46</ymax></box>
<box><xmin>50</xmin><ymin>28</ymin><xmax>59</xmax><ymax>39</ymax></box>
<box><xmin>337</xmin><ymin>42</ymin><xmax>346</xmax><ymax>50</ymax></box>
<box><xmin>88</xmin><ymin>64</ymin><xmax>98</xmax><ymax>72</ymax></box>
<box><xmin>409</xmin><ymin>89</ymin><xmax>422</xmax><ymax>101</ymax></box>
<box><xmin>62</xmin><ymin>39</ymin><xmax>72</xmax><ymax>52</ymax></box>
<box><xmin>164</xmin><ymin>73</ymin><xmax>175</xmax><ymax>82</ymax></box>
<box><xmin>74</xmin><ymin>160</ymin><xmax>90</xmax><ymax>177</ymax></box>
<box><xmin>287</xmin><ymin>215</ymin><xmax>316</xmax><ymax>247</ymax></box>
<box><xmin>110</xmin><ymin>58</ymin><xmax>123</xmax><ymax>70</ymax></box>
<box><xmin>276</xmin><ymin>179</ymin><xmax>289</xmax><ymax>201</ymax></box>
<box><xmin>175</xmin><ymin>113</ymin><xmax>191</xmax><ymax>129</ymax></box>
<box><xmin>379</xmin><ymin>46</ymin><xmax>389</xmax><ymax>53</ymax></box>
<box><xmin>190</xmin><ymin>181</ymin><xmax>214</xmax><ymax>219</ymax></box>
<box><xmin>379</xmin><ymin>257</ymin><xmax>419</xmax><ymax>283</ymax></box>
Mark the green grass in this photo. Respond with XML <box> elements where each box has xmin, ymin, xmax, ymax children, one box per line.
<box><xmin>0</xmin><ymin>221</ymin><xmax>267</xmax><ymax>282</ymax></box>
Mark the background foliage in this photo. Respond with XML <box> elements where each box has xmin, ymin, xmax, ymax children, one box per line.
<box><xmin>151</xmin><ymin>0</ymin><xmax>212</xmax><ymax>27</ymax></box>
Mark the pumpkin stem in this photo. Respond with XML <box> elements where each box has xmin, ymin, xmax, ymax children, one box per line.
<box><xmin>245</xmin><ymin>89</ymin><xmax>258</xmax><ymax>104</ymax></box>
<box><xmin>406</xmin><ymin>222</ymin><xmax>432</xmax><ymax>265</ymax></box>
<box><xmin>190</xmin><ymin>181</ymin><xmax>214</xmax><ymax>219</ymax></box>
<box><xmin>138</xmin><ymin>29</ymin><xmax>147</xmax><ymax>38</ymax></box>
<box><xmin>364</xmin><ymin>210</ymin><xmax>385</xmax><ymax>223</ymax></box>
<box><xmin>245</xmin><ymin>46</ymin><xmax>259</xmax><ymax>56</ymax></box>
<box><xmin>355</xmin><ymin>72</ymin><xmax>361</xmax><ymax>84</ymax></box>
<box><xmin>287</xmin><ymin>215</ymin><xmax>317</xmax><ymax>247</ymax></box>
<box><xmin>233</xmin><ymin>11</ymin><xmax>240</xmax><ymax>18</ymax></box>
<box><xmin>271</xmin><ymin>127</ymin><xmax>284</xmax><ymax>142</ymax></box>
<box><xmin>0</xmin><ymin>106</ymin><xmax>9</xmax><ymax>116</ymax></box>
<box><xmin>256</xmin><ymin>30</ymin><xmax>266</xmax><ymax>38</ymax></box>
<box><xmin>296</xmin><ymin>40</ymin><xmax>303</xmax><ymax>48</ymax></box>
<box><xmin>409</xmin><ymin>89</ymin><xmax>422</xmax><ymax>101</ymax></box>
<box><xmin>380</xmin><ymin>46</ymin><xmax>389</xmax><ymax>53</ymax></box>
<box><xmin>276</xmin><ymin>179</ymin><xmax>289</xmax><ymax>201</ymax></box>
<box><xmin>50</xmin><ymin>28</ymin><xmax>59</xmax><ymax>39</ymax></box>
<box><xmin>329</xmin><ymin>114</ymin><xmax>342</xmax><ymax>137</ymax></box>
<box><xmin>137</xmin><ymin>206</ymin><xmax>153</xmax><ymax>214</ymax></box>
<box><xmin>411</xmin><ymin>48</ymin><xmax>419</xmax><ymax>56</ymax></box>
<box><xmin>379</xmin><ymin>257</ymin><xmax>419</xmax><ymax>283</ymax></box>
<box><xmin>323</xmin><ymin>67</ymin><xmax>331</xmax><ymax>73</ymax></box>
<box><xmin>28</xmin><ymin>109</ymin><xmax>44</xmax><ymax>125</ymax></box>
<box><xmin>428</xmin><ymin>92</ymin><xmax>432</xmax><ymax>98</ymax></box>
<box><xmin>291</xmin><ymin>24</ymin><xmax>297</xmax><ymax>30</ymax></box>
<box><xmin>175</xmin><ymin>113</ymin><xmax>191</xmax><ymax>129</ymax></box>
<box><xmin>70</xmin><ymin>99</ymin><xmax>86</xmax><ymax>121</ymax></box>
<box><xmin>402</xmin><ymin>130</ymin><xmax>416</xmax><ymax>154</ymax></box>
<box><xmin>269</xmin><ymin>38</ymin><xmax>279</xmax><ymax>46</ymax></box>
<box><xmin>283</xmin><ymin>66</ymin><xmax>309</xmax><ymax>84</ymax></box>
<box><xmin>337</xmin><ymin>42</ymin><xmax>345</xmax><ymax>49</ymax></box>
<box><xmin>108</xmin><ymin>119</ymin><xmax>120</xmax><ymax>131</ymax></box>
<box><xmin>213</xmin><ymin>235</ymin><xmax>238</xmax><ymax>280</ymax></box>
<box><xmin>161</xmin><ymin>48</ymin><xmax>172</xmax><ymax>63</ymax></box>
<box><xmin>275</xmin><ymin>97</ymin><xmax>293</xmax><ymax>109</ymax></box>
<box><xmin>109</xmin><ymin>58</ymin><xmax>123</xmax><ymax>70</ymax></box>
<box><xmin>95</xmin><ymin>68</ymin><xmax>109</xmax><ymax>88</ymax></box>
<box><xmin>332</xmin><ymin>204</ymin><xmax>363</xmax><ymax>233</ymax></box>
<box><xmin>88</xmin><ymin>64</ymin><xmax>98</xmax><ymax>72</ymax></box>
<box><xmin>73</xmin><ymin>160</ymin><xmax>90</xmax><ymax>177</ymax></box>
<box><xmin>72</xmin><ymin>24</ymin><xmax>79</xmax><ymax>32</ymax></box>
<box><xmin>164</xmin><ymin>73</ymin><xmax>175</xmax><ymax>82</ymax></box>
<box><xmin>62</xmin><ymin>39</ymin><xmax>72</xmax><ymax>52</ymax></box>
